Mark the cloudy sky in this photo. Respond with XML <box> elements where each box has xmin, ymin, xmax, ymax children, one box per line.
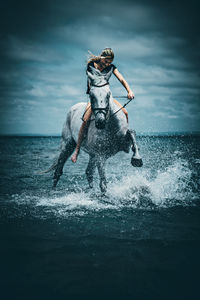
<box><xmin>0</xmin><ymin>0</ymin><xmax>199</xmax><ymax>134</ymax></box>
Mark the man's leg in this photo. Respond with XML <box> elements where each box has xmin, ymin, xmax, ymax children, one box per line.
<box><xmin>113</xmin><ymin>99</ymin><xmax>128</xmax><ymax>122</ymax></box>
<box><xmin>71</xmin><ymin>103</ymin><xmax>92</xmax><ymax>163</ymax></box>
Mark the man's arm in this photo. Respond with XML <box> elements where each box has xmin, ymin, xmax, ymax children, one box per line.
<box><xmin>113</xmin><ymin>68</ymin><xmax>134</xmax><ymax>99</ymax></box>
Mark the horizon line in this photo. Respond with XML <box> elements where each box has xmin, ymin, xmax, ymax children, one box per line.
<box><xmin>0</xmin><ymin>131</ymin><xmax>200</xmax><ymax>137</ymax></box>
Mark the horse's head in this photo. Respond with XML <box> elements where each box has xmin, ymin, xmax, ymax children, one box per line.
<box><xmin>87</xmin><ymin>68</ymin><xmax>112</xmax><ymax>129</ymax></box>
<box><xmin>89</xmin><ymin>85</ymin><xmax>111</xmax><ymax>129</ymax></box>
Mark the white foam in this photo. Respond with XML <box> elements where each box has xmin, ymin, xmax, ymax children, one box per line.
<box><xmin>107</xmin><ymin>158</ymin><xmax>193</xmax><ymax>206</ymax></box>
<box><xmin>37</xmin><ymin>191</ymin><xmax>114</xmax><ymax>211</ymax></box>
<box><xmin>10</xmin><ymin>158</ymin><xmax>196</xmax><ymax>217</ymax></box>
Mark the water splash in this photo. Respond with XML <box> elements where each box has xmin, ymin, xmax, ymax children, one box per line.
<box><xmin>9</xmin><ymin>158</ymin><xmax>198</xmax><ymax>218</ymax></box>
<box><xmin>107</xmin><ymin>158</ymin><xmax>194</xmax><ymax>207</ymax></box>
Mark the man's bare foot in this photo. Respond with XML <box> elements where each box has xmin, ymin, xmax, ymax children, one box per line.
<box><xmin>71</xmin><ymin>152</ymin><xmax>78</xmax><ymax>163</ymax></box>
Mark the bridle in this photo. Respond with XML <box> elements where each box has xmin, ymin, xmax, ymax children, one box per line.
<box><xmin>92</xmin><ymin>105</ymin><xmax>109</xmax><ymax>119</ymax></box>
<box><xmin>89</xmin><ymin>82</ymin><xmax>110</xmax><ymax>120</ymax></box>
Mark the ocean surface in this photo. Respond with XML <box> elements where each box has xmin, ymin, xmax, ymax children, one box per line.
<box><xmin>0</xmin><ymin>134</ymin><xmax>200</xmax><ymax>299</ymax></box>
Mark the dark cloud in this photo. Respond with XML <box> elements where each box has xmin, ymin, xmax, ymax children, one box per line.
<box><xmin>1</xmin><ymin>0</ymin><xmax>199</xmax><ymax>36</ymax></box>
<box><xmin>0</xmin><ymin>0</ymin><xmax>199</xmax><ymax>134</ymax></box>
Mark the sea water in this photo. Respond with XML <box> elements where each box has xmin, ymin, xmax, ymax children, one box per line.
<box><xmin>0</xmin><ymin>134</ymin><xmax>200</xmax><ymax>299</ymax></box>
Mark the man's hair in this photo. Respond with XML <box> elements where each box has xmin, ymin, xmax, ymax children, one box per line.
<box><xmin>87</xmin><ymin>48</ymin><xmax>114</xmax><ymax>64</ymax></box>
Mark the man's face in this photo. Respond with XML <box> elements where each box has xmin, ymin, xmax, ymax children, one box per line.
<box><xmin>100</xmin><ymin>57</ymin><xmax>113</xmax><ymax>68</ymax></box>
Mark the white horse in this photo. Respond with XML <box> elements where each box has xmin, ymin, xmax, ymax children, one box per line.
<box><xmin>50</xmin><ymin>72</ymin><xmax>142</xmax><ymax>192</ymax></box>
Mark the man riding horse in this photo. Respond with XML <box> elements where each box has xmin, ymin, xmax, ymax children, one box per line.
<box><xmin>49</xmin><ymin>48</ymin><xmax>142</xmax><ymax>192</ymax></box>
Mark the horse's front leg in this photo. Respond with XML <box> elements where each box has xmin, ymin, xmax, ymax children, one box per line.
<box><xmin>96</xmin><ymin>158</ymin><xmax>107</xmax><ymax>193</ymax></box>
<box><xmin>86</xmin><ymin>154</ymin><xmax>96</xmax><ymax>188</ymax></box>
<box><xmin>128</xmin><ymin>130</ymin><xmax>143</xmax><ymax>167</ymax></box>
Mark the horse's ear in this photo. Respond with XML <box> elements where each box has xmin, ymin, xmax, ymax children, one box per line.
<box><xmin>88</xmin><ymin>66</ymin><xmax>102</xmax><ymax>77</ymax></box>
<box><xmin>87</xmin><ymin>71</ymin><xmax>95</xmax><ymax>81</ymax></box>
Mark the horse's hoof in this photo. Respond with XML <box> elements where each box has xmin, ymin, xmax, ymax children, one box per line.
<box><xmin>131</xmin><ymin>157</ymin><xmax>143</xmax><ymax>167</ymax></box>
<box><xmin>89</xmin><ymin>182</ymin><xmax>93</xmax><ymax>189</ymax></box>
<box><xmin>100</xmin><ymin>186</ymin><xmax>107</xmax><ymax>194</ymax></box>
<box><xmin>100</xmin><ymin>189</ymin><xmax>107</xmax><ymax>195</ymax></box>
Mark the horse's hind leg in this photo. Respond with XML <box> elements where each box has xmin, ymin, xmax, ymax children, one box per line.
<box><xmin>53</xmin><ymin>138</ymin><xmax>76</xmax><ymax>188</ymax></box>
<box><xmin>86</xmin><ymin>154</ymin><xmax>96</xmax><ymax>188</ymax></box>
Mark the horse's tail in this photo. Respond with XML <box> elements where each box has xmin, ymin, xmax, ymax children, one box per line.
<box><xmin>37</xmin><ymin>158</ymin><xmax>59</xmax><ymax>175</ymax></box>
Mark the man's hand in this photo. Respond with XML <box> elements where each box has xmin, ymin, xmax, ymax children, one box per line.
<box><xmin>127</xmin><ymin>90</ymin><xmax>134</xmax><ymax>99</ymax></box>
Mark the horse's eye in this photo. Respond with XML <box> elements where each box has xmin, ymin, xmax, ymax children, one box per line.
<box><xmin>90</xmin><ymin>94</ymin><xmax>94</xmax><ymax>100</ymax></box>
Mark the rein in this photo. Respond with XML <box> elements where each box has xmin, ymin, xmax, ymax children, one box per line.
<box><xmin>110</xmin><ymin>97</ymin><xmax>133</xmax><ymax>119</ymax></box>
<box><xmin>84</xmin><ymin>96</ymin><xmax>132</xmax><ymax>122</ymax></box>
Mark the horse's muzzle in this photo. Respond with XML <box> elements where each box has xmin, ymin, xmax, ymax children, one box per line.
<box><xmin>95</xmin><ymin>114</ymin><xmax>106</xmax><ymax>129</ymax></box>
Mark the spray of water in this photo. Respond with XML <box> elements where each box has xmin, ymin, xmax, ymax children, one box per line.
<box><xmin>107</xmin><ymin>158</ymin><xmax>193</xmax><ymax>206</ymax></box>
<box><xmin>9</xmin><ymin>158</ymin><xmax>197</xmax><ymax>218</ymax></box>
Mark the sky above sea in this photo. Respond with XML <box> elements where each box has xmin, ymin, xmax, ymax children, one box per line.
<box><xmin>0</xmin><ymin>0</ymin><xmax>199</xmax><ymax>134</ymax></box>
